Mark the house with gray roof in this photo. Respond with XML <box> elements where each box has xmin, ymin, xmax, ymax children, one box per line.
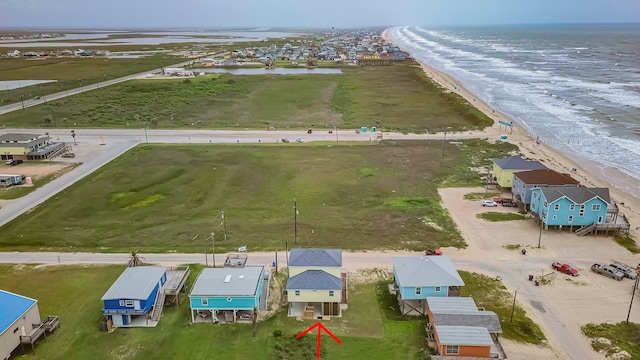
<box><xmin>286</xmin><ymin>248</ymin><xmax>346</xmax><ymax>318</ymax></box>
<box><xmin>189</xmin><ymin>266</ymin><xmax>264</xmax><ymax>324</ymax></box>
<box><xmin>391</xmin><ymin>256</ymin><xmax>464</xmax><ymax>315</ymax></box>
<box><xmin>530</xmin><ymin>186</ymin><xmax>614</xmax><ymax>233</ymax></box>
<box><xmin>492</xmin><ymin>155</ymin><xmax>547</xmax><ymax>190</ymax></box>
<box><xmin>101</xmin><ymin>266</ymin><xmax>167</xmax><ymax>327</ymax></box>
<box><xmin>512</xmin><ymin>169</ymin><xmax>579</xmax><ymax>207</ymax></box>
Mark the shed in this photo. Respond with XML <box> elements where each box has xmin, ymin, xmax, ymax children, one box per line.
<box><xmin>0</xmin><ymin>290</ymin><xmax>40</xmax><ymax>360</ymax></box>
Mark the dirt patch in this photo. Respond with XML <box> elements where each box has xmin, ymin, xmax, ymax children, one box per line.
<box><xmin>0</xmin><ymin>162</ymin><xmax>72</xmax><ymax>179</ymax></box>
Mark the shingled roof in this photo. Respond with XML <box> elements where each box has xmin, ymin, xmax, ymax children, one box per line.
<box><xmin>493</xmin><ymin>155</ymin><xmax>547</xmax><ymax>171</ymax></box>
<box><xmin>286</xmin><ymin>270</ymin><xmax>342</xmax><ymax>290</ymax></box>
<box><xmin>539</xmin><ymin>186</ymin><xmax>610</xmax><ymax>204</ymax></box>
<box><xmin>288</xmin><ymin>248</ymin><xmax>342</xmax><ymax>267</ymax></box>
<box><xmin>513</xmin><ymin>169</ymin><xmax>579</xmax><ymax>186</ymax></box>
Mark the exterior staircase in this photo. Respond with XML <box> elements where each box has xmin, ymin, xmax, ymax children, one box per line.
<box><xmin>576</xmin><ymin>223</ymin><xmax>597</xmax><ymax>236</ymax></box>
<box><xmin>341</xmin><ymin>270</ymin><xmax>348</xmax><ymax>304</ymax></box>
<box><xmin>150</xmin><ymin>291</ymin><xmax>166</xmax><ymax>321</ymax></box>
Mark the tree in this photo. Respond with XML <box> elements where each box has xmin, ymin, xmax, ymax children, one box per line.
<box><xmin>126</xmin><ymin>250</ymin><xmax>145</xmax><ymax>267</ymax></box>
<box><xmin>44</xmin><ymin>114</ymin><xmax>53</xmax><ymax>126</ymax></box>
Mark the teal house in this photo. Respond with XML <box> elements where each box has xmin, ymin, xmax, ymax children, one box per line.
<box><xmin>391</xmin><ymin>256</ymin><xmax>464</xmax><ymax>316</ymax></box>
<box><xmin>530</xmin><ymin>186</ymin><xmax>610</xmax><ymax>230</ymax></box>
<box><xmin>189</xmin><ymin>266</ymin><xmax>264</xmax><ymax>324</ymax></box>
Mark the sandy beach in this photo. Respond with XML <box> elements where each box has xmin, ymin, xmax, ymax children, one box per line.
<box><xmin>382</xmin><ymin>29</ymin><xmax>640</xmax><ymax>360</ymax></box>
<box><xmin>381</xmin><ymin>29</ymin><xmax>640</xmax><ymax>241</ymax></box>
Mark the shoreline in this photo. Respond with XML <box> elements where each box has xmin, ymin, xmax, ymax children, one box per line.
<box><xmin>382</xmin><ymin>28</ymin><xmax>640</xmax><ymax>240</ymax></box>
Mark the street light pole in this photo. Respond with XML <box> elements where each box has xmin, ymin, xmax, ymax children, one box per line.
<box><xmin>294</xmin><ymin>199</ymin><xmax>298</xmax><ymax>244</ymax></box>
<box><xmin>441</xmin><ymin>130</ymin><xmax>447</xmax><ymax>159</ymax></box>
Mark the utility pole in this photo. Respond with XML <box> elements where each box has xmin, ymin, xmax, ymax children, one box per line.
<box><xmin>144</xmin><ymin>122</ymin><xmax>148</xmax><ymax>143</ymax></box>
<box><xmin>222</xmin><ymin>210</ymin><xmax>227</xmax><ymax>242</ymax></box>
<box><xmin>211</xmin><ymin>232</ymin><xmax>216</xmax><ymax>267</ymax></box>
<box><xmin>294</xmin><ymin>199</ymin><xmax>298</xmax><ymax>244</ymax></box>
<box><xmin>335</xmin><ymin>127</ymin><xmax>338</xmax><ymax>145</ymax></box>
<box><xmin>64</xmin><ymin>81</ymin><xmax>68</xmax><ymax>97</ymax></box>
<box><xmin>627</xmin><ymin>266</ymin><xmax>640</xmax><ymax>324</ymax></box>
<box><xmin>538</xmin><ymin>221</ymin><xmax>542</xmax><ymax>248</ymax></box>
<box><xmin>510</xmin><ymin>290</ymin><xmax>517</xmax><ymax>324</ymax></box>
<box><xmin>441</xmin><ymin>130</ymin><xmax>447</xmax><ymax>159</ymax></box>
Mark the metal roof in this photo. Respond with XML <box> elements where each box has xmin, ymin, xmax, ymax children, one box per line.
<box><xmin>392</xmin><ymin>256</ymin><xmax>464</xmax><ymax>287</ymax></box>
<box><xmin>538</xmin><ymin>186</ymin><xmax>610</xmax><ymax>204</ymax></box>
<box><xmin>288</xmin><ymin>248</ymin><xmax>342</xmax><ymax>267</ymax></box>
<box><xmin>513</xmin><ymin>169</ymin><xmax>579</xmax><ymax>186</ymax></box>
<box><xmin>0</xmin><ymin>289</ymin><xmax>37</xmax><ymax>335</ymax></box>
<box><xmin>435</xmin><ymin>325</ymin><xmax>494</xmax><ymax>346</ymax></box>
<box><xmin>101</xmin><ymin>266</ymin><xmax>166</xmax><ymax>301</ymax></box>
<box><xmin>0</xmin><ymin>133</ymin><xmax>42</xmax><ymax>142</ymax></box>
<box><xmin>427</xmin><ymin>297</ymin><xmax>478</xmax><ymax>313</ymax></box>
<box><xmin>432</xmin><ymin>313</ymin><xmax>502</xmax><ymax>334</ymax></box>
<box><xmin>286</xmin><ymin>270</ymin><xmax>342</xmax><ymax>291</ymax></box>
<box><xmin>190</xmin><ymin>266</ymin><xmax>263</xmax><ymax>297</ymax></box>
<box><xmin>493</xmin><ymin>155</ymin><xmax>547</xmax><ymax>171</ymax></box>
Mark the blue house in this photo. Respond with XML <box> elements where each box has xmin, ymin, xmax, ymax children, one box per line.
<box><xmin>392</xmin><ymin>256</ymin><xmax>464</xmax><ymax>316</ymax></box>
<box><xmin>0</xmin><ymin>290</ymin><xmax>41</xmax><ymax>360</ymax></box>
<box><xmin>530</xmin><ymin>186</ymin><xmax>610</xmax><ymax>230</ymax></box>
<box><xmin>189</xmin><ymin>266</ymin><xmax>264</xmax><ymax>324</ymax></box>
<box><xmin>101</xmin><ymin>266</ymin><xmax>167</xmax><ymax>328</ymax></box>
<box><xmin>512</xmin><ymin>169</ymin><xmax>579</xmax><ymax>207</ymax></box>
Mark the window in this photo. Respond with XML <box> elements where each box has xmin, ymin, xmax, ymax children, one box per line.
<box><xmin>543</xmin><ymin>201</ymin><xmax>548</xmax><ymax>208</ymax></box>
<box><xmin>125</xmin><ymin>300</ymin><xmax>134</xmax><ymax>307</ymax></box>
<box><xmin>445</xmin><ymin>345</ymin><xmax>459</xmax><ymax>355</ymax></box>
<box><xmin>554</xmin><ymin>204</ymin><xmax>560</xmax><ymax>211</ymax></box>
<box><xmin>570</xmin><ymin>204</ymin><xmax>575</xmax><ymax>211</ymax></box>
<box><xmin>579</xmin><ymin>205</ymin><xmax>585</xmax><ymax>217</ymax></box>
<box><xmin>531</xmin><ymin>203</ymin><xmax>536</xmax><ymax>210</ymax></box>
<box><xmin>329</xmin><ymin>291</ymin><xmax>334</xmax><ymax>297</ymax></box>
<box><xmin>435</xmin><ymin>286</ymin><xmax>441</xmax><ymax>292</ymax></box>
<box><xmin>415</xmin><ymin>287</ymin><xmax>421</xmax><ymax>295</ymax></box>
<box><xmin>295</xmin><ymin>290</ymin><xmax>300</xmax><ymax>296</ymax></box>
<box><xmin>202</xmin><ymin>297</ymin><xmax>208</xmax><ymax>306</ymax></box>
<box><xmin>592</xmin><ymin>204</ymin><xmax>601</xmax><ymax>211</ymax></box>
<box><xmin>552</xmin><ymin>215</ymin><xmax>557</xmax><ymax>220</ymax></box>
<box><xmin>119</xmin><ymin>300</ymin><xmax>125</xmax><ymax>306</ymax></box>
<box><xmin>533</xmin><ymin>192</ymin><xmax>539</xmax><ymax>200</ymax></box>
<box><xmin>568</xmin><ymin>215</ymin><xmax>573</xmax><ymax>223</ymax></box>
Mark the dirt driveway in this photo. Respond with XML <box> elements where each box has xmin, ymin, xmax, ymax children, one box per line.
<box><xmin>439</xmin><ymin>187</ymin><xmax>639</xmax><ymax>360</ymax></box>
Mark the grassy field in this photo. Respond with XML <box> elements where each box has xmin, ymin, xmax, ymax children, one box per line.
<box><xmin>0</xmin><ymin>141</ymin><xmax>517</xmax><ymax>253</ymax></box>
<box><xmin>0</xmin><ymin>264</ymin><xmax>428</xmax><ymax>360</ymax></box>
<box><xmin>0</xmin><ymin>55</ymin><xmax>185</xmax><ymax>106</ymax></box>
<box><xmin>582</xmin><ymin>322</ymin><xmax>640</xmax><ymax>359</ymax></box>
<box><xmin>0</xmin><ymin>63</ymin><xmax>494</xmax><ymax>132</ymax></box>
<box><xmin>459</xmin><ymin>272</ymin><xmax>546</xmax><ymax>344</ymax></box>
<box><xmin>476</xmin><ymin>212</ymin><xmax>526</xmax><ymax>222</ymax></box>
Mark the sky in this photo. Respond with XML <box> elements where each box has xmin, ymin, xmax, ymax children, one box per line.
<box><xmin>1</xmin><ymin>0</ymin><xmax>640</xmax><ymax>29</ymax></box>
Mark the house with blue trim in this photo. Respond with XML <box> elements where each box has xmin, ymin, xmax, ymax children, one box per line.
<box><xmin>391</xmin><ymin>256</ymin><xmax>464</xmax><ymax>316</ymax></box>
<box><xmin>492</xmin><ymin>155</ymin><xmax>547</xmax><ymax>190</ymax></box>
<box><xmin>189</xmin><ymin>266</ymin><xmax>264</xmax><ymax>324</ymax></box>
<box><xmin>0</xmin><ymin>290</ymin><xmax>40</xmax><ymax>360</ymax></box>
<box><xmin>286</xmin><ymin>248</ymin><xmax>347</xmax><ymax>318</ymax></box>
<box><xmin>530</xmin><ymin>186</ymin><xmax>610</xmax><ymax>230</ymax></box>
<box><xmin>101</xmin><ymin>266</ymin><xmax>167</xmax><ymax>328</ymax></box>
<box><xmin>512</xmin><ymin>169</ymin><xmax>579</xmax><ymax>208</ymax></box>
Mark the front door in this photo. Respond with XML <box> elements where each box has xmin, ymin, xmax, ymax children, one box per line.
<box><xmin>597</xmin><ymin>216</ymin><xmax>603</xmax><ymax>224</ymax></box>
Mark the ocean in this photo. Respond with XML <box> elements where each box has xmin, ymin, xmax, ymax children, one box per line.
<box><xmin>386</xmin><ymin>24</ymin><xmax>640</xmax><ymax>186</ymax></box>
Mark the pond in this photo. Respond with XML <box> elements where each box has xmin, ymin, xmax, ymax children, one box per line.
<box><xmin>191</xmin><ymin>68</ymin><xmax>342</xmax><ymax>75</ymax></box>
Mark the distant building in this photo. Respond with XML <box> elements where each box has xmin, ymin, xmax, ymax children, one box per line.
<box><xmin>0</xmin><ymin>133</ymin><xmax>60</xmax><ymax>161</ymax></box>
<box><xmin>492</xmin><ymin>155</ymin><xmax>547</xmax><ymax>190</ymax></box>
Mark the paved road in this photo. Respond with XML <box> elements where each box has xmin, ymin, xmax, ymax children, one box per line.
<box><xmin>0</xmin><ymin>59</ymin><xmax>196</xmax><ymax>116</ymax></box>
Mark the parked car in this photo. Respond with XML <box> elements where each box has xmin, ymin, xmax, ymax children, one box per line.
<box><xmin>591</xmin><ymin>263</ymin><xmax>624</xmax><ymax>281</ymax></box>
<box><xmin>281</xmin><ymin>138</ymin><xmax>290</xmax><ymax>143</ymax></box>
<box><xmin>425</xmin><ymin>249</ymin><xmax>443</xmax><ymax>256</ymax></box>
<box><xmin>482</xmin><ymin>200</ymin><xmax>498</xmax><ymax>207</ymax></box>
<box><xmin>552</xmin><ymin>262</ymin><xmax>579</xmax><ymax>276</ymax></box>
<box><xmin>295</xmin><ymin>137</ymin><xmax>304</xmax><ymax>143</ymax></box>
<box><xmin>501</xmin><ymin>199</ymin><xmax>518</xmax><ymax>207</ymax></box>
<box><xmin>609</xmin><ymin>262</ymin><xmax>638</xmax><ymax>280</ymax></box>
<box><xmin>5</xmin><ymin>159</ymin><xmax>23</xmax><ymax>166</ymax></box>
<box><xmin>61</xmin><ymin>152</ymin><xmax>76</xmax><ymax>158</ymax></box>
<box><xmin>492</xmin><ymin>197</ymin><xmax>503</xmax><ymax>204</ymax></box>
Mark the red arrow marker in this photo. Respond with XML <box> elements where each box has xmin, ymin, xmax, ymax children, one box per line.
<box><xmin>296</xmin><ymin>322</ymin><xmax>342</xmax><ymax>359</ymax></box>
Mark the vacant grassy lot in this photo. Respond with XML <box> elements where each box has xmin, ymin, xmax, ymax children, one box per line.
<box><xmin>0</xmin><ymin>264</ymin><xmax>428</xmax><ymax>360</ymax></box>
<box><xmin>459</xmin><ymin>272</ymin><xmax>546</xmax><ymax>344</ymax></box>
<box><xmin>582</xmin><ymin>322</ymin><xmax>640</xmax><ymax>359</ymax></box>
<box><xmin>476</xmin><ymin>212</ymin><xmax>526</xmax><ymax>222</ymax></box>
<box><xmin>0</xmin><ymin>141</ymin><xmax>516</xmax><ymax>253</ymax></box>
<box><xmin>0</xmin><ymin>55</ymin><xmax>183</xmax><ymax>106</ymax></box>
<box><xmin>0</xmin><ymin>63</ymin><xmax>493</xmax><ymax>132</ymax></box>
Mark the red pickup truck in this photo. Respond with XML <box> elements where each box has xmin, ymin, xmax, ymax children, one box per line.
<box><xmin>552</xmin><ymin>262</ymin><xmax>579</xmax><ymax>276</ymax></box>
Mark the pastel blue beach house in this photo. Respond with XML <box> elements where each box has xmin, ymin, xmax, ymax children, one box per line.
<box><xmin>530</xmin><ymin>186</ymin><xmax>610</xmax><ymax>229</ymax></box>
<box><xmin>391</xmin><ymin>256</ymin><xmax>464</xmax><ymax>316</ymax></box>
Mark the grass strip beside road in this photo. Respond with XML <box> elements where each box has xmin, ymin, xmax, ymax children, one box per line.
<box><xmin>582</xmin><ymin>322</ymin><xmax>640</xmax><ymax>359</ymax></box>
<box><xmin>476</xmin><ymin>212</ymin><xmax>526</xmax><ymax>222</ymax></box>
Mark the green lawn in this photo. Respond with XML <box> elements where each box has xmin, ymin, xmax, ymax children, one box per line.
<box><xmin>476</xmin><ymin>212</ymin><xmax>526</xmax><ymax>222</ymax></box>
<box><xmin>0</xmin><ymin>141</ymin><xmax>517</xmax><ymax>253</ymax></box>
<box><xmin>0</xmin><ymin>265</ymin><xmax>429</xmax><ymax>360</ymax></box>
<box><xmin>459</xmin><ymin>271</ymin><xmax>546</xmax><ymax>344</ymax></box>
<box><xmin>0</xmin><ymin>63</ymin><xmax>493</xmax><ymax>132</ymax></box>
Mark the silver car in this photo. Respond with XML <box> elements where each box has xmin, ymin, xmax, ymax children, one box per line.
<box><xmin>609</xmin><ymin>262</ymin><xmax>638</xmax><ymax>280</ymax></box>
